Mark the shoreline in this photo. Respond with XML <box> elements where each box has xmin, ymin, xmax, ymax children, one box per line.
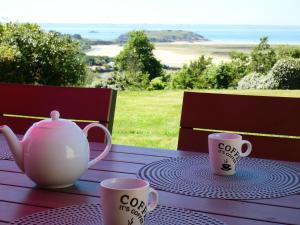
<box><xmin>169</xmin><ymin>40</ymin><xmax>300</xmax><ymax>45</ymax></box>
<box><xmin>86</xmin><ymin>41</ymin><xmax>300</xmax><ymax>67</ymax></box>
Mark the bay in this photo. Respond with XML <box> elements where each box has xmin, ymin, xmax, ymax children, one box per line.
<box><xmin>40</xmin><ymin>23</ymin><xmax>300</xmax><ymax>44</ymax></box>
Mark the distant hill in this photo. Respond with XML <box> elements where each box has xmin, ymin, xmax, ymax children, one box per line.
<box><xmin>71</xmin><ymin>34</ymin><xmax>114</xmax><ymax>51</ymax></box>
<box><xmin>116</xmin><ymin>30</ymin><xmax>208</xmax><ymax>43</ymax></box>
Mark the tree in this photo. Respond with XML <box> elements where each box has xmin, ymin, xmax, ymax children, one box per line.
<box><xmin>213</xmin><ymin>63</ymin><xmax>235</xmax><ymax>88</ymax></box>
<box><xmin>250</xmin><ymin>36</ymin><xmax>277</xmax><ymax>74</ymax></box>
<box><xmin>172</xmin><ymin>55</ymin><xmax>212</xmax><ymax>89</ymax></box>
<box><xmin>115</xmin><ymin>31</ymin><xmax>162</xmax><ymax>81</ymax></box>
<box><xmin>0</xmin><ymin>22</ymin><xmax>86</xmax><ymax>86</ymax></box>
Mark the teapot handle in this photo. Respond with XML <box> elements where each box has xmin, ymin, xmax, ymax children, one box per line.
<box><xmin>83</xmin><ymin>123</ymin><xmax>112</xmax><ymax>168</ymax></box>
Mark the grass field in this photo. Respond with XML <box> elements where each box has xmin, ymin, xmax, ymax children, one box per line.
<box><xmin>112</xmin><ymin>90</ymin><xmax>300</xmax><ymax>150</ymax></box>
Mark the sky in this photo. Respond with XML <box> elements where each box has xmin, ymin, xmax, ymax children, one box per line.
<box><xmin>0</xmin><ymin>0</ymin><xmax>300</xmax><ymax>25</ymax></box>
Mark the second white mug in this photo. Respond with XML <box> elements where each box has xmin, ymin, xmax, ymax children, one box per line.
<box><xmin>208</xmin><ymin>133</ymin><xmax>252</xmax><ymax>175</ymax></box>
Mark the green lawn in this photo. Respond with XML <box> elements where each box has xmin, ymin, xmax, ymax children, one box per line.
<box><xmin>112</xmin><ymin>90</ymin><xmax>300</xmax><ymax>150</ymax></box>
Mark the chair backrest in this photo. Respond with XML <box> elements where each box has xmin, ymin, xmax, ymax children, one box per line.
<box><xmin>178</xmin><ymin>91</ymin><xmax>300</xmax><ymax>162</ymax></box>
<box><xmin>0</xmin><ymin>82</ymin><xmax>117</xmax><ymax>143</ymax></box>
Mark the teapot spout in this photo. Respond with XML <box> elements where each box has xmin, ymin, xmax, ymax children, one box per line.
<box><xmin>0</xmin><ymin>125</ymin><xmax>24</xmax><ymax>171</ymax></box>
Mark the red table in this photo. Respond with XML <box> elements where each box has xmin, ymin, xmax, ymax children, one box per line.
<box><xmin>0</xmin><ymin>135</ymin><xmax>300</xmax><ymax>225</ymax></box>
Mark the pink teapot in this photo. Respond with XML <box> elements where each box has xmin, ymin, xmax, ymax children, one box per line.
<box><xmin>0</xmin><ymin>110</ymin><xmax>112</xmax><ymax>188</ymax></box>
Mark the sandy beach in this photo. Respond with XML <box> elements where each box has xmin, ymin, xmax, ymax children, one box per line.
<box><xmin>86</xmin><ymin>42</ymin><xmax>257</xmax><ymax>67</ymax></box>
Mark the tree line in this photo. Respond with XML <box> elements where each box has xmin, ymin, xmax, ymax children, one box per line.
<box><xmin>99</xmin><ymin>33</ymin><xmax>300</xmax><ymax>90</ymax></box>
<box><xmin>1</xmin><ymin>22</ymin><xmax>299</xmax><ymax>90</ymax></box>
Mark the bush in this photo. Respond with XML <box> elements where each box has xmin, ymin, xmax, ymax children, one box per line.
<box><xmin>237</xmin><ymin>72</ymin><xmax>264</xmax><ymax>89</ymax></box>
<box><xmin>197</xmin><ymin>62</ymin><xmax>244</xmax><ymax>89</ymax></box>
<box><xmin>95</xmin><ymin>72</ymin><xmax>128</xmax><ymax>90</ymax></box>
<box><xmin>0</xmin><ymin>22</ymin><xmax>86</xmax><ymax>86</ymax></box>
<box><xmin>213</xmin><ymin>63</ymin><xmax>236</xmax><ymax>88</ymax></box>
<box><xmin>96</xmin><ymin>71</ymin><xmax>150</xmax><ymax>90</ymax></box>
<box><xmin>198</xmin><ymin>63</ymin><xmax>237</xmax><ymax>89</ymax></box>
<box><xmin>228</xmin><ymin>51</ymin><xmax>251</xmax><ymax>84</ymax></box>
<box><xmin>266</xmin><ymin>59</ymin><xmax>300</xmax><ymax>89</ymax></box>
<box><xmin>171</xmin><ymin>66</ymin><xmax>193</xmax><ymax>89</ymax></box>
<box><xmin>196</xmin><ymin>65</ymin><xmax>217</xmax><ymax>89</ymax></box>
<box><xmin>171</xmin><ymin>56</ymin><xmax>212</xmax><ymax>89</ymax></box>
<box><xmin>238</xmin><ymin>59</ymin><xmax>300</xmax><ymax>89</ymax></box>
<box><xmin>148</xmin><ymin>77</ymin><xmax>166</xmax><ymax>90</ymax></box>
<box><xmin>276</xmin><ymin>45</ymin><xmax>300</xmax><ymax>59</ymax></box>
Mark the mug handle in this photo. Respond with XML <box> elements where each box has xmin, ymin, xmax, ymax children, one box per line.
<box><xmin>239</xmin><ymin>140</ymin><xmax>252</xmax><ymax>157</ymax></box>
<box><xmin>147</xmin><ymin>188</ymin><xmax>159</xmax><ymax>212</ymax></box>
<box><xmin>83</xmin><ymin>123</ymin><xmax>112</xmax><ymax>168</ymax></box>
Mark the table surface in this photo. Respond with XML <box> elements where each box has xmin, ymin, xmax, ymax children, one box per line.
<box><xmin>0</xmin><ymin>135</ymin><xmax>300</xmax><ymax>225</ymax></box>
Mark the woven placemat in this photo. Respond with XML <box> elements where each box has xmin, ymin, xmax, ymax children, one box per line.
<box><xmin>138</xmin><ymin>156</ymin><xmax>300</xmax><ymax>200</ymax></box>
<box><xmin>10</xmin><ymin>203</ymin><xmax>226</xmax><ymax>225</ymax></box>
<box><xmin>0</xmin><ymin>139</ymin><xmax>13</xmax><ymax>160</ymax></box>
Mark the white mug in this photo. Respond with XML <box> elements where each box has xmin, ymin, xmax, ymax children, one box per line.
<box><xmin>100</xmin><ymin>178</ymin><xmax>158</xmax><ymax>225</ymax></box>
<box><xmin>208</xmin><ymin>133</ymin><xmax>252</xmax><ymax>175</ymax></box>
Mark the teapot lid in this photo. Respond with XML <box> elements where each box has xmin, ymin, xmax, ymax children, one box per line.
<box><xmin>35</xmin><ymin>111</ymin><xmax>75</xmax><ymax>128</ymax></box>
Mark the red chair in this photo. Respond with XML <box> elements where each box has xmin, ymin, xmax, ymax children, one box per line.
<box><xmin>0</xmin><ymin>82</ymin><xmax>117</xmax><ymax>143</ymax></box>
<box><xmin>178</xmin><ymin>91</ymin><xmax>300</xmax><ymax>162</ymax></box>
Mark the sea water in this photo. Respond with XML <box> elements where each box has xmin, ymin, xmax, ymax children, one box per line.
<box><xmin>40</xmin><ymin>23</ymin><xmax>300</xmax><ymax>44</ymax></box>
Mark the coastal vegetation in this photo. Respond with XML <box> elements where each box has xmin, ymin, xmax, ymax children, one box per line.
<box><xmin>96</xmin><ymin>32</ymin><xmax>300</xmax><ymax>90</ymax></box>
<box><xmin>1</xmin><ymin>23</ymin><xmax>300</xmax><ymax>91</ymax></box>
<box><xmin>238</xmin><ymin>58</ymin><xmax>300</xmax><ymax>89</ymax></box>
<box><xmin>97</xmin><ymin>31</ymin><xmax>163</xmax><ymax>90</ymax></box>
<box><xmin>0</xmin><ymin>22</ymin><xmax>86</xmax><ymax>86</ymax></box>
<box><xmin>115</xmin><ymin>31</ymin><xmax>163</xmax><ymax>80</ymax></box>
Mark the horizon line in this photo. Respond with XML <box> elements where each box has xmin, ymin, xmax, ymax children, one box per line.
<box><xmin>36</xmin><ymin>22</ymin><xmax>300</xmax><ymax>27</ymax></box>
<box><xmin>1</xmin><ymin>19</ymin><xmax>300</xmax><ymax>27</ymax></box>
